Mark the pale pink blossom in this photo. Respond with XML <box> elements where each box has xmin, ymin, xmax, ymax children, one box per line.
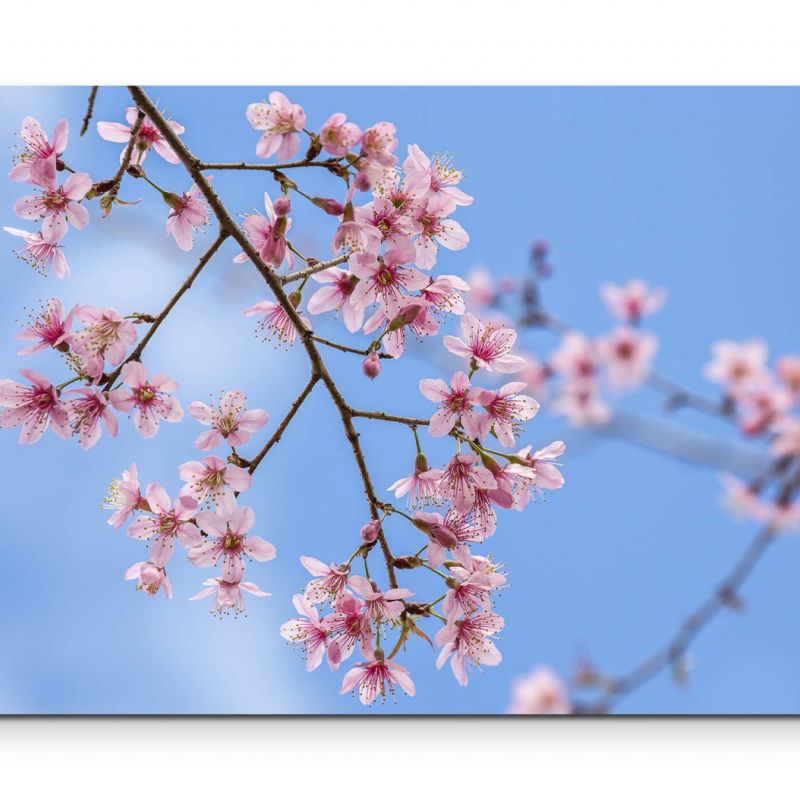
<box><xmin>444</xmin><ymin>313</ymin><xmax>525</xmax><ymax>374</ymax></box>
<box><xmin>420</xmin><ymin>274</ymin><xmax>470</xmax><ymax>315</ymax></box>
<box><xmin>9</xmin><ymin>116</ymin><xmax>68</xmax><ymax>185</ymax></box>
<box><xmin>0</xmin><ymin>369</ymin><xmax>70</xmax><ymax>444</ymax></box>
<box><xmin>465</xmin><ymin>265</ymin><xmax>498</xmax><ymax>311</ymax></box>
<box><xmin>705</xmin><ymin>339</ymin><xmax>768</xmax><ymax>390</ymax></box>
<box><xmin>127</xmin><ymin>483</ymin><xmax>201</xmax><ymax>567</ymax></box>
<box><xmin>306</xmin><ymin>267</ymin><xmax>364</xmax><ymax>332</ymax></box>
<box><xmin>597</xmin><ymin>326</ymin><xmax>658</xmax><ymax>390</ymax></box>
<box><xmin>733</xmin><ymin>376</ymin><xmax>791</xmax><ymax>436</ymax></box>
<box><xmin>65</xmin><ymin>387</ymin><xmax>118</xmax><ymax>449</ymax></box>
<box><xmin>518</xmin><ymin>353</ymin><xmax>551</xmax><ymax>401</ymax></box>
<box><xmin>339</xmin><ymin>643</ymin><xmax>416</xmax><ymax>706</ymax></box>
<box><xmin>246</xmin><ymin>91</ymin><xmax>306</xmax><ymax>161</ymax></box>
<box><xmin>363</xmin><ymin>297</ymin><xmax>439</xmax><ymax>359</ymax></box>
<box><xmin>438</xmin><ymin>452</ymin><xmax>498</xmax><ymax>515</ymax></box>
<box><xmin>102</xmin><ymin>463</ymin><xmax>141</xmax><ymax>529</ymax></box>
<box><xmin>720</xmin><ymin>474</ymin><xmax>766</xmax><ymax>523</ymax></box>
<box><xmin>300</xmin><ymin>557</ymin><xmax>352</xmax><ymax>603</ymax></box>
<box><xmin>15</xmin><ymin>297</ymin><xmax>76</xmax><ymax>355</ymax></box>
<box><xmin>124</xmin><ymin>561</ymin><xmax>173</xmax><ymax>599</ymax></box>
<box><xmin>232</xmin><ymin>192</ymin><xmax>293</xmax><ymax>269</ymax></box>
<box><xmin>435</xmin><ymin>612</ymin><xmax>504</xmax><ymax>686</ymax></box>
<box><xmin>443</xmin><ymin>555</ymin><xmax>506</xmax><ymax>622</ymax></box>
<box><xmin>771</xmin><ymin>416</ymin><xmax>800</xmax><ymax>458</ymax></box>
<box><xmin>324</xmin><ymin>594</ymin><xmax>371</xmax><ymax>666</ymax></box>
<box><xmin>348</xmin><ymin>575</ymin><xmax>413</xmax><ymax>622</ymax></box>
<box><xmin>362</xmin><ymin>352</ymin><xmax>381</xmax><ymax>379</ymax></box>
<box><xmin>178</xmin><ymin>456</ymin><xmax>252</xmax><ymax>506</ymax></box>
<box><xmin>190</xmin><ymin>577</ymin><xmax>269</xmax><ymax>615</ymax></box>
<box><xmin>762</xmin><ymin>501</ymin><xmax>800</xmax><ymax>532</ymax></box>
<box><xmin>507</xmin><ymin>666</ymin><xmax>571</xmax><ymax>714</ymax></box>
<box><xmin>550</xmin><ymin>331</ymin><xmax>599</xmax><ymax>381</ymax></box>
<box><xmin>97</xmin><ymin>108</ymin><xmax>184</xmax><ymax>166</ymax></box>
<box><xmin>108</xmin><ymin>361</ymin><xmax>183</xmax><ymax>438</ymax></box>
<box><xmin>387</xmin><ymin>462</ymin><xmax>443</xmax><ymax>508</ymax></box>
<box><xmin>475</xmin><ymin>381</ymin><xmax>540</xmax><ymax>447</ymax></box>
<box><xmin>69</xmin><ymin>306</ymin><xmax>137</xmax><ymax>379</ymax></box>
<box><xmin>356</xmin><ymin>196</ymin><xmax>421</xmax><ymax>252</ymax></box>
<box><xmin>505</xmin><ymin>441</ymin><xmax>566</xmax><ymax>509</ymax></box>
<box><xmin>4</xmin><ymin>225</ymin><xmax>70</xmax><ymax>279</ymax></box>
<box><xmin>777</xmin><ymin>356</ymin><xmax>800</xmax><ymax>400</ymax></box>
<box><xmin>188</xmin><ymin>389</ymin><xmax>268</xmax><ymax>450</ymax></box>
<box><xmin>243</xmin><ymin>299</ymin><xmax>311</xmax><ymax>346</ymax></box>
<box><xmin>190</xmin><ymin>503</ymin><xmax>276</xmax><ymax>582</ymax></box>
<box><xmin>413</xmin><ymin>508</ymin><xmax>480</xmax><ymax>569</ymax></box>
<box><xmin>414</xmin><ymin>196</ymin><xmax>469</xmax><ymax>270</ymax></box>
<box><xmin>349</xmin><ymin>245</ymin><xmax>429</xmax><ymax>315</ymax></box>
<box><xmin>600</xmin><ymin>279</ymin><xmax>667</xmax><ymax>323</ymax></box>
<box><xmin>281</xmin><ymin>593</ymin><xmax>336</xmax><ymax>671</ymax></box>
<box><xmin>320</xmin><ymin>113</ymin><xmax>362</xmax><ymax>156</ymax></box>
<box><xmin>402</xmin><ymin>144</ymin><xmax>473</xmax><ymax>207</ymax></box>
<box><xmin>165</xmin><ymin>182</ymin><xmax>209</xmax><ymax>251</ymax></box>
<box><xmin>14</xmin><ymin>171</ymin><xmax>92</xmax><ymax>242</ymax></box>
<box><xmin>551</xmin><ymin>380</ymin><xmax>611</xmax><ymax>427</ymax></box>
<box><xmin>359</xmin><ymin>122</ymin><xmax>398</xmax><ymax>168</ymax></box>
<box><xmin>419</xmin><ymin>371</ymin><xmax>485</xmax><ymax>438</ymax></box>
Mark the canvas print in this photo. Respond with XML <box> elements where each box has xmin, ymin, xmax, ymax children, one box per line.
<box><xmin>0</xmin><ymin>85</ymin><xmax>797</xmax><ymax>715</ymax></box>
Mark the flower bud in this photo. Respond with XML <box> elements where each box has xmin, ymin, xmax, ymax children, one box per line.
<box><xmin>312</xmin><ymin>196</ymin><xmax>345</xmax><ymax>216</ymax></box>
<box><xmin>354</xmin><ymin>172</ymin><xmax>372</xmax><ymax>192</ymax></box>
<box><xmin>387</xmin><ymin>302</ymin><xmax>423</xmax><ymax>332</ymax></box>
<box><xmin>414</xmin><ymin>452</ymin><xmax>429</xmax><ymax>473</ymax></box>
<box><xmin>362</xmin><ymin>352</ymin><xmax>381</xmax><ymax>379</ymax></box>
<box><xmin>273</xmin><ymin>196</ymin><xmax>291</xmax><ymax>217</ymax></box>
<box><xmin>360</xmin><ymin>520</ymin><xmax>381</xmax><ymax>544</ymax></box>
<box><xmin>273</xmin><ymin>215</ymin><xmax>288</xmax><ymax>238</ymax></box>
<box><xmin>288</xmin><ymin>290</ymin><xmax>302</xmax><ymax>309</ymax></box>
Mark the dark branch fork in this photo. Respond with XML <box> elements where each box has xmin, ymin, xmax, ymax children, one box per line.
<box><xmin>128</xmin><ymin>85</ymin><xmax>400</xmax><ymax>588</ymax></box>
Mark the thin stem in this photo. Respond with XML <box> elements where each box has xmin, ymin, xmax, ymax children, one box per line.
<box><xmin>349</xmin><ymin>409</ymin><xmax>431</xmax><ymax>427</ymax></box>
<box><xmin>80</xmin><ymin>86</ymin><xmax>98</xmax><ymax>137</ymax></box>
<box><xmin>197</xmin><ymin>159</ymin><xmax>342</xmax><ymax>173</ymax></box>
<box><xmin>102</xmin><ymin>110</ymin><xmax>145</xmax><ymax>212</ymax></box>
<box><xmin>280</xmin><ymin>254</ymin><xmax>349</xmax><ymax>285</ymax></box>
<box><xmin>312</xmin><ymin>335</ymin><xmax>392</xmax><ymax>359</ymax></box>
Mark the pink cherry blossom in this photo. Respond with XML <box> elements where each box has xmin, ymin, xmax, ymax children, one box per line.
<box><xmin>178</xmin><ymin>455</ymin><xmax>252</xmax><ymax>506</ymax></box>
<box><xmin>720</xmin><ymin>474</ymin><xmax>766</xmax><ymax>523</ymax></box>
<box><xmin>127</xmin><ymin>483</ymin><xmax>201</xmax><ymax>567</ymax></box>
<box><xmin>246</xmin><ymin>91</ymin><xmax>306</xmax><ymax>161</ymax></box>
<box><xmin>9</xmin><ymin>116</ymin><xmax>68</xmax><ymax>185</ymax></box>
<box><xmin>3</xmin><ymin>225</ymin><xmax>70</xmax><ymax>279</ymax></box>
<box><xmin>190</xmin><ymin>577</ymin><xmax>269</xmax><ymax>615</ymax></box>
<box><xmin>14</xmin><ymin>171</ymin><xmax>92</xmax><ymax>242</ymax></box>
<box><xmin>733</xmin><ymin>375</ymin><xmax>791</xmax><ymax>436</ymax></box>
<box><xmin>413</xmin><ymin>508</ymin><xmax>480</xmax><ymax>569</ymax></box>
<box><xmin>507</xmin><ymin>666</ymin><xmax>571</xmax><ymax>714</ymax></box>
<box><xmin>65</xmin><ymin>387</ymin><xmax>118</xmax><ymax>449</ymax></box>
<box><xmin>362</xmin><ymin>352</ymin><xmax>381</xmax><ymax>379</ymax></box>
<box><xmin>190</xmin><ymin>503</ymin><xmax>276</xmax><ymax>582</ymax></box>
<box><xmin>465</xmin><ymin>265</ymin><xmax>498</xmax><ymax>311</ymax></box>
<box><xmin>402</xmin><ymin>144</ymin><xmax>474</xmax><ymax>207</ymax></box>
<box><xmin>108</xmin><ymin>361</ymin><xmax>183</xmax><ymax>438</ymax></box>
<box><xmin>97</xmin><ymin>107</ymin><xmax>184</xmax><ymax>166</ymax></box>
<box><xmin>518</xmin><ymin>353</ymin><xmax>551</xmax><ymax>401</ymax></box>
<box><xmin>600</xmin><ymin>279</ymin><xmax>667</xmax><ymax>323</ymax></box>
<box><xmin>15</xmin><ymin>297</ymin><xmax>76</xmax><ymax>355</ymax></box>
<box><xmin>705</xmin><ymin>339</ymin><xmax>768</xmax><ymax>390</ymax></box>
<box><xmin>165</xmin><ymin>182</ymin><xmax>209</xmax><ymax>251</ymax></box>
<box><xmin>420</xmin><ymin>274</ymin><xmax>470</xmax><ymax>316</ymax></box>
<box><xmin>102</xmin><ymin>463</ymin><xmax>142</xmax><ymax>529</ymax></box>
<box><xmin>356</xmin><ymin>196</ymin><xmax>421</xmax><ymax>252</ymax></box>
<box><xmin>443</xmin><ymin>555</ymin><xmax>506</xmax><ymax>622</ymax></box>
<box><xmin>443</xmin><ymin>314</ymin><xmax>525</xmax><ymax>374</ymax></box>
<box><xmin>475</xmin><ymin>381</ymin><xmax>540</xmax><ymax>447</ymax></box>
<box><xmin>232</xmin><ymin>192</ymin><xmax>293</xmax><ymax>269</ymax></box>
<box><xmin>320</xmin><ymin>113</ymin><xmax>362</xmax><ymax>156</ymax></box>
<box><xmin>419</xmin><ymin>371</ymin><xmax>485</xmax><ymax>438</ymax></box>
<box><xmin>550</xmin><ymin>380</ymin><xmax>611</xmax><ymax>427</ymax></box>
<box><xmin>281</xmin><ymin>593</ymin><xmax>336</xmax><ymax>671</ymax></box>
<box><xmin>300</xmin><ymin>556</ymin><xmax>352</xmax><ymax>603</ymax></box>
<box><xmin>0</xmin><ymin>369</ymin><xmax>70</xmax><ymax>444</ymax></box>
<box><xmin>414</xmin><ymin>196</ymin><xmax>469</xmax><ymax>270</ymax></box>
<box><xmin>349</xmin><ymin>245</ymin><xmax>429</xmax><ymax>315</ymax></box>
<box><xmin>124</xmin><ymin>561</ymin><xmax>172</xmax><ymax>599</ymax></box>
<box><xmin>435</xmin><ymin>612</ymin><xmax>505</xmax><ymax>686</ymax></box>
<box><xmin>188</xmin><ymin>389</ymin><xmax>268</xmax><ymax>450</ymax></box>
<box><xmin>359</xmin><ymin>122</ymin><xmax>398</xmax><ymax>168</ymax></box>
<box><xmin>339</xmin><ymin>644</ymin><xmax>416</xmax><ymax>706</ymax></box>
<box><xmin>505</xmin><ymin>441</ymin><xmax>566</xmax><ymax>509</ymax></box>
<box><xmin>387</xmin><ymin>462</ymin><xmax>443</xmax><ymax>508</ymax></box>
<box><xmin>596</xmin><ymin>326</ymin><xmax>659</xmax><ymax>390</ymax></box>
<box><xmin>550</xmin><ymin>331</ymin><xmax>599</xmax><ymax>381</ymax></box>
<box><xmin>69</xmin><ymin>306</ymin><xmax>137</xmax><ymax>380</ymax></box>
<box><xmin>771</xmin><ymin>416</ymin><xmax>800</xmax><ymax>458</ymax></box>
<box><xmin>777</xmin><ymin>356</ymin><xmax>800</xmax><ymax>400</ymax></box>
<box><xmin>306</xmin><ymin>267</ymin><xmax>364</xmax><ymax>332</ymax></box>
<box><xmin>363</xmin><ymin>297</ymin><xmax>439</xmax><ymax>359</ymax></box>
<box><xmin>348</xmin><ymin>575</ymin><xmax>413</xmax><ymax>622</ymax></box>
<box><xmin>324</xmin><ymin>594</ymin><xmax>371</xmax><ymax>666</ymax></box>
<box><xmin>243</xmin><ymin>299</ymin><xmax>311</xmax><ymax>346</ymax></box>
<box><xmin>438</xmin><ymin>452</ymin><xmax>498</xmax><ymax>515</ymax></box>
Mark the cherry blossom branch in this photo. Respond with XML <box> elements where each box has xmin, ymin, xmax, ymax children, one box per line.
<box><xmin>312</xmin><ymin>335</ymin><xmax>393</xmax><ymax>359</ymax></box>
<box><xmin>280</xmin><ymin>254</ymin><xmax>349</xmax><ymax>285</ymax></box>
<box><xmin>102</xmin><ymin>232</ymin><xmax>228</xmax><ymax>390</ymax></box>
<box><xmin>127</xmin><ymin>85</ymin><xmax>399</xmax><ymax>588</ymax></box>
<box><xmin>80</xmin><ymin>86</ymin><xmax>98</xmax><ymax>137</ymax></box>
<box><xmin>196</xmin><ymin>158</ymin><xmax>343</xmax><ymax>173</ymax></box>
<box><xmin>245</xmin><ymin>373</ymin><xmax>320</xmax><ymax>474</ymax></box>
<box><xmin>100</xmin><ymin>108</ymin><xmax>145</xmax><ymax>213</ymax></box>
<box><xmin>349</xmin><ymin>410</ymin><xmax>431</xmax><ymax>427</ymax></box>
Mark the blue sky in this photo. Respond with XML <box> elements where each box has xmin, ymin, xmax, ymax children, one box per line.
<box><xmin>0</xmin><ymin>86</ymin><xmax>798</xmax><ymax>714</ymax></box>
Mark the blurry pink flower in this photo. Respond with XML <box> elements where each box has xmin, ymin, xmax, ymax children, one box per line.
<box><xmin>0</xmin><ymin>369</ymin><xmax>70</xmax><ymax>444</ymax></box>
<box><xmin>127</xmin><ymin>483</ymin><xmax>201</xmax><ymax>567</ymax></box>
<box><xmin>9</xmin><ymin>116</ymin><xmax>68</xmax><ymax>185</ymax></box>
<box><xmin>320</xmin><ymin>113</ymin><xmax>362</xmax><ymax>156</ymax></box>
<box><xmin>102</xmin><ymin>463</ymin><xmax>141</xmax><ymax>529</ymax></box>
<box><xmin>360</xmin><ymin>122</ymin><xmax>398</xmax><ymax>168</ymax></box>
<box><xmin>518</xmin><ymin>353</ymin><xmax>551</xmax><ymax>401</ymax></box>
<box><xmin>15</xmin><ymin>297</ymin><xmax>76</xmax><ymax>355</ymax></box>
<box><xmin>108</xmin><ymin>361</ymin><xmax>183</xmax><ymax>438</ymax></box>
<box><xmin>439</xmin><ymin>452</ymin><xmax>497</xmax><ymax>515</ymax></box>
<box><xmin>720</xmin><ymin>474</ymin><xmax>766</xmax><ymax>523</ymax></box>
<box><xmin>232</xmin><ymin>192</ymin><xmax>293</xmax><ymax>269</ymax></box>
<box><xmin>246</xmin><ymin>91</ymin><xmax>306</xmax><ymax>160</ymax></box>
<box><xmin>734</xmin><ymin>376</ymin><xmax>791</xmax><ymax>436</ymax></box>
<box><xmin>465</xmin><ymin>265</ymin><xmax>497</xmax><ymax>311</ymax></box>
<box><xmin>414</xmin><ymin>196</ymin><xmax>469</xmax><ymax>270</ymax></box>
<box><xmin>243</xmin><ymin>299</ymin><xmax>311</xmax><ymax>346</ymax></box>
<box><xmin>419</xmin><ymin>371</ymin><xmax>485</xmax><ymax>438</ymax></box>
<box><xmin>69</xmin><ymin>306</ymin><xmax>137</xmax><ymax>379</ymax></box>
<box><xmin>550</xmin><ymin>331</ymin><xmax>599</xmax><ymax>381</ymax></box>
<box><xmin>188</xmin><ymin>389</ymin><xmax>268</xmax><ymax>450</ymax></box>
<box><xmin>306</xmin><ymin>267</ymin><xmax>364</xmax><ymax>332</ymax></box>
<box><xmin>178</xmin><ymin>455</ymin><xmax>252</xmax><ymax>506</ymax></box>
<box><xmin>387</xmin><ymin>463</ymin><xmax>443</xmax><ymax>508</ymax></box>
<box><xmin>339</xmin><ymin>644</ymin><xmax>416</xmax><ymax>706</ymax></box>
<box><xmin>762</xmin><ymin>501</ymin><xmax>800</xmax><ymax>532</ymax></box>
<box><xmin>4</xmin><ymin>226</ymin><xmax>70</xmax><ymax>279</ymax></box>
<box><xmin>551</xmin><ymin>380</ymin><xmax>611</xmax><ymax>427</ymax></box>
<box><xmin>475</xmin><ymin>381</ymin><xmax>540</xmax><ymax>447</ymax></box>
<box><xmin>597</xmin><ymin>326</ymin><xmax>658</xmax><ymax>390</ymax></box>
<box><xmin>600</xmin><ymin>280</ymin><xmax>666</xmax><ymax>323</ymax></box>
<box><xmin>777</xmin><ymin>356</ymin><xmax>800</xmax><ymax>400</ymax></box>
<box><xmin>165</xmin><ymin>182</ymin><xmax>209</xmax><ymax>251</ymax></box>
<box><xmin>435</xmin><ymin>612</ymin><xmax>504</xmax><ymax>686</ymax></box>
<box><xmin>705</xmin><ymin>339</ymin><xmax>768</xmax><ymax>390</ymax></box>
<box><xmin>507</xmin><ymin>666</ymin><xmax>571</xmax><ymax>714</ymax></box>
<box><xmin>300</xmin><ymin>556</ymin><xmax>352</xmax><ymax>603</ymax></box>
<box><xmin>97</xmin><ymin>107</ymin><xmax>184</xmax><ymax>166</ymax></box>
<box><xmin>403</xmin><ymin>144</ymin><xmax>473</xmax><ymax>207</ymax></box>
<box><xmin>281</xmin><ymin>593</ymin><xmax>335</xmax><ymax>671</ymax></box>
<box><xmin>14</xmin><ymin>171</ymin><xmax>92</xmax><ymax>242</ymax></box>
<box><xmin>444</xmin><ymin>313</ymin><xmax>525</xmax><ymax>374</ymax></box>
<box><xmin>66</xmin><ymin>387</ymin><xmax>118</xmax><ymax>449</ymax></box>
<box><xmin>420</xmin><ymin>274</ymin><xmax>470</xmax><ymax>316</ymax></box>
<box><xmin>348</xmin><ymin>575</ymin><xmax>413</xmax><ymax>622</ymax></box>
<box><xmin>190</xmin><ymin>503</ymin><xmax>276</xmax><ymax>582</ymax></box>
<box><xmin>190</xmin><ymin>577</ymin><xmax>269</xmax><ymax>614</ymax></box>
<box><xmin>771</xmin><ymin>416</ymin><xmax>800</xmax><ymax>458</ymax></box>
<box><xmin>124</xmin><ymin>561</ymin><xmax>172</xmax><ymax>599</ymax></box>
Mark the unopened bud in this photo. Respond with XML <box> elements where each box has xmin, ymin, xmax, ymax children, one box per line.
<box><xmin>305</xmin><ymin>134</ymin><xmax>322</xmax><ymax>161</ymax></box>
<box><xmin>362</xmin><ymin>352</ymin><xmax>381</xmax><ymax>379</ymax></box>
<box><xmin>288</xmin><ymin>290</ymin><xmax>302</xmax><ymax>309</ymax></box>
<box><xmin>273</xmin><ymin>196</ymin><xmax>291</xmax><ymax>217</ymax></box>
<box><xmin>414</xmin><ymin>452</ymin><xmax>429</xmax><ymax>473</ymax></box>
<box><xmin>360</xmin><ymin>520</ymin><xmax>381</xmax><ymax>544</ymax></box>
<box><xmin>354</xmin><ymin>172</ymin><xmax>372</xmax><ymax>192</ymax></box>
<box><xmin>387</xmin><ymin>303</ymin><xmax>423</xmax><ymax>332</ymax></box>
<box><xmin>312</xmin><ymin>196</ymin><xmax>345</xmax><ymax>216</ymax></box>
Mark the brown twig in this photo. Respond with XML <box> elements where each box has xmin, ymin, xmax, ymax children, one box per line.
<box><xmin>349</xmin><ymin>410</ymin><xmax>430</xmax><ymax>427</ymax></box>
<box><xmin>100</xmin><ymin>109</ymin><xmax>145</xmax><ymax>214</ymax></box>
<box><xmin>80</xmin><ymin>86</ymin><xmax>98</xmax><ymax>137</ymax></box>
<box><xmin>197</xmin><ymin>158</ymin><xmax>343</xmax><ymax>172</ymax></box>
<box><xmin>312</xmin><ymin>335</ymin><xmax>393</xmax><ymax>359</ymax></box>
<box><xmin>280</xmin><ymin>254</ymin><xmax>349</xmax><ymax>285</ymax></box>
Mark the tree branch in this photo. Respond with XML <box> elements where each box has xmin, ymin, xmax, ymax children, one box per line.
<box><xmin>197</xmin><ymin>158</ymin><xmax>343</xmax><ymax>172</ymax></box>
<box><xmin>80</xmin><ymin>86</ymin><xmax>98</xmax><ymax>137</ymax></box>
<box><xmin>312</xmin><ymin>335</ymin><xmax>393</xmax><ymax>359</ymax></box>
<box><xmin>280</xmin><ymin>254</ymin><xmax>349</xmax><ymax>285</ymax></box>
<box><xmin>350</xmin><ymin>409</ymin><xmax>430</xmax><ymax>427</ymax></box>
<box><xmin>101</xmin><ymin>109</ymin><xmax>145</xmax><ymax>213</ymax></box>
